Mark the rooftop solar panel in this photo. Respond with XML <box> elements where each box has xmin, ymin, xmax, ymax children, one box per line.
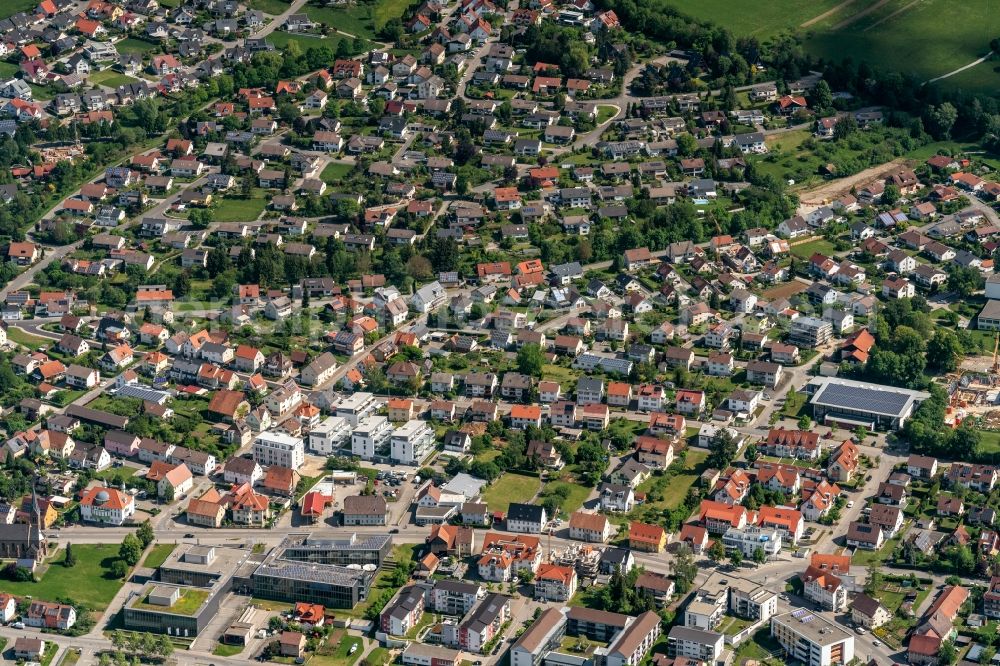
<box><xmin>813</xmin><ymin>381</ymin><xmax>913</xmax><ymax>417</ymax></box>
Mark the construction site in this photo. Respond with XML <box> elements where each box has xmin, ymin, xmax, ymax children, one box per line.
<box><xmin>945</xmin><ymin>333</ymin><xmax>1000</xmax><ymax>428</ymax></box>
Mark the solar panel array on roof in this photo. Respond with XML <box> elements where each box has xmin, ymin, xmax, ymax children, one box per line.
<box><xmin>813</xmin><ymin>381</ymin><xmax>911</xmax><ymax>417</ymax></box>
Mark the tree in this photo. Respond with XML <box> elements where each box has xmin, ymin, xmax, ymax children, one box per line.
<box><xmin>940</xmin><ymin>639</ymin><xmax>957</xmax><ymax>665</ymax></box>
<box><xmin>797</xmin><ymin>414</ymin><xmax>812</xmax><ymax>430</ymax></box>
<box><xmin>110</xmin><ymin>558</ymin><xmax>129</xmax><ymax>578</ymax></box>
<box><xmin>64</xmin><ymin>541</ymin><xmax>76</xmax><ymax>567</ymax></box>
<box><xmin>882</xmin><ymin>183</ymin><xmax>900</xmax><ymax>206</ymax></box>
<box><xmin>811</xmin><ymin>79</ymin><xmax>832</xmax><ymax>112</ymax></box>
<box><xmin>119</xmin><ymin>533</ymin><xmax>143</xmax><ymax>566</ymax></box>
<box><xmin>707</xmin><ymin>429</ymin><xmax>738</xmax><ymax>470</ymax></box>
<box><xmin>707</xmin><ymin>539</ymin><xmax>726</xmax><ymax>563</ymax></box>
<box><xmin>517</xmin><ymin>343</ymin><xmax>545</xmax><ymax>377</ymax></box>
<box><xmin>136</xmin><ymin>520</ymin><xmax>154</xmax><ymax>549</ymax></box>
<box><xmin>947</xmin><ymin>264</ymin><xmax>984</xmax><ymax>298</ymax></box>
<box><xmin>673</xmin><ymin>544</ymin><xmax>697</xmax><ymax>593</ymax></box>
<box><xmin>927</xmin><ymin>329</ymin><xmax>963</xmax><ymax>372</ymax></box>
<box><xmin>729</xmin><ymin>549</ymin><xmax>743</xmax><ymax>568</ymax></box>
<box><xmin>744</xmin><ymin>443</ymin><xmax>758</xmax><ymax>463</ymax></box>
<box><xmin>752</xmin><ymin>546</ymin><xmax>767</xmax><ymax>566</ymax></box>
<box><xmin>927</xmin><ymin>103</ymin><xmax>958</xmax><ymax>140</ymax></box>
<box><xmin>156</xmin><ymin>635</ymin><xmax>174</xmax><ymax>658</ymax></box>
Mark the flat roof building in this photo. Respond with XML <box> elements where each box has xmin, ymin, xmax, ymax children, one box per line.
<box><xmin>771</xmin><ymin>610</ymin><xmax>855</xmax><ymax>666</ymax></box>
<box><xmin>805</xmin><ymin>376</ymin><xmax>930</xmax><ymax>431</ymax></box>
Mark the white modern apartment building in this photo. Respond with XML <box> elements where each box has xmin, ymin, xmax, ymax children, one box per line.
<box><xmin>722</xmin><ymin>526</ymin><xmax>782</xmax><ymax>558</ymax></box>
<box><xmin>771</xmin><ymin>611</ymin><xmax>854</xmax><ymax>666</ymax></box>
<box><xmin>352</xmin><ymin>415</ymin><xmax>392</xmax><ymax>459</ymax></box>
<box><xmin>337</xmin><ymin>392</ymin><xmax>380</xmax><ymax>426</ymax></box>
<box><xmin>667</xmin><ymin>626</ymin><xmax>724</xmax><ymax>664</ymax></box>
<box><xmin>309</xmin><ymin>416</ymin><xmax>351</xmax><ymax>455</ymax></box>
<box><xmin>253</xmin><ymin>431</ymin><xmax>305</xmax><ymax>470</ymax></box>
<box><xmin>390</xmin><ymin>419</ymin><xmax>436</xmax><ymax>465</ymax></box>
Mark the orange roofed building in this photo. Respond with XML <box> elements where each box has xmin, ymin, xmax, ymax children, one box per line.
<box><xmin>628</xmin><ymin>521</ymin><xmax>666</xmax><ymax>552</ymax></box>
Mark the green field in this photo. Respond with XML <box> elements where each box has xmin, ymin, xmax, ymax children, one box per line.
<box><xmin>482</xmin><ymin>472</ymin><xmax>542</xmax><ymax>513</ymax></box>
<box><xmin>141</xmin><ymin>543</ymin><xmax>177</xmax><ymax>569</ymax></box>
<box><xmin>1</xmin><ymin>545</ymin><xmax>127</xmax><ymax>610</ymax></box>
<box><xmin>321</xmin><ymin>161</ymin><xmax>355</xmax><ymax>184</ymax></box>
<box><xmin>213</xmin><ymin>644</ymin><xmax>244</xmax><ymax>657</ymax></box>
<box><xmin>89</xmin><ymin>70</ymin><xmax>139</xmax><ymax>88</ymax></box>
<box><xmin>542</xmin><ymin>480</ymin><xmax>590</xmax><ymax>517</ymax></box>
<box><xmin>0</xmin><ymin>0</ymin><xmax>39</xmax><ymax>20</ymax></box>
<box><xmin>312</xmin><ymin>635</ymin><xmax>364</xmax><ymax>666</ymax></box>
<box><xmin>790</xmin><ymin>237</ymin><xmax>837</xmax><ymax>259</ymax></box>
<box><xmin>303</xmin><ymin>0</ymin><xmax>415</xmax><ymax>39</ymax></box>
<box><xmin>0</xmin><ymin>62</ymin><xmax>18</xmax><ymax>79</ymax></box>
<box><xmin>269</xmin><ymin>31</ymin><xmax>349</xmax><ymax>52</ymax></box>
<box><xmin>7</xmin><ymin>327</ymin><xmax>50</xmax><ymax>350</ymax></box>
<box><xmin>979</xmin><ymin>430</ymin><xmax>1000</xmax><ymax>454</ymax></box>
<box><xmin>247</xmin><ymin>0</ymin><xmax>291</xmax><ymax>13</ymax></box>
<box><xmin>665</xmin><ymin>0</ymin><xmax>1000</xmax><ymax>96</ymax></box>
<box><xmin>115</xmin><ymin>38</ymin><xmax>161</xmax><ymax>55</ymax></box>
<box><xmin>663</xmin><ymin>0</ymin><xmax>845</xmax><ymax>38</ymax></box>
<box><xmin>213</xmin><ymin>196</ymin><xmax>267</xmax><ymax>222</ymax></box>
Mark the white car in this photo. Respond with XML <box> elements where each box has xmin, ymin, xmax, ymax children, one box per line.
<box><xmin>847</xmin><ymin>501</ymin><xmax>855</xmax><ymax>508</ymax></box>
<box><xmin>872</xmin><ymin>640</ymin><xmax>881</xmax><ymax>647</ymax></box>
<box><xmin>855</xmin><ymin>627</ymin><xmax>866</xmax><ymax>635</ymax></box>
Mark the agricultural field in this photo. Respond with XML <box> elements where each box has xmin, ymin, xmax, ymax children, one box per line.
<box><xmin>665</xmin><ymin>0</ymin><xmax>1000</xmax><ymax>96</ymax></box>
<box><xmin>662</xmin><ymin>0</ymin><xmax>846</xmax><ymax>38</ymax></box>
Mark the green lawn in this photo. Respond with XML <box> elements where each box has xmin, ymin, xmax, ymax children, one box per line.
<box><xmin>94</xmin><ymin>466</ymin><xmax>139</xmax><ymax>485</ymax></box>
<box><xmin>1</xmin><ymin>545</ymin><xmax>128</xmax><ymax>610</ymax></box>
<box><xmin>780</xmin><ymin>391</ymin><xmax>809</xmax><ymax>419</ymax></box>
<box><xmin>116</xmin><ymin>38</ymin><xmax>161</xmax><ymax>54</ymax></box>
<box><xmin>304</xmin><ymin>3</ymin><xmax>378</xmax><ymax>39</ymax></box>
<box><xmin>312</xmin><ymin>635</ymin><xmax>364</xmax><ymax>666</ymax></box>
<box><xmin>852</xmin><ymin>530</ymin><xmax>905</xmax><ymax>567</ymax></box>
<box><xmin>41</xmin><ymin>642</ymin><xmax>59</xmax><ymax>666</ymax></box>
<box><xmin>0</xmin><ymin>61</ymin><xmax>18</xmax><ymax>79</ymax></box>
<box><xmin>142</xmin><ymin>543</ymin><xmax>176</xmax><ymax>569</ymax></box>
<box><xmin>7</xmin><ymin>326</ymin><xmax>50</xmax><ymax>350</ymax></box>
<box><xmin>89</xmin><ymin>70</ymin><xmax>139</xmax><ymax>88</ymax></box>
<box><xmin>247</xmin><ymin>0</ymin><xmax>290</xmax><ymax>13</ymax></box>
<box><xmin>540</xmin><ymin>363</ymin><xmax>580</xmax><ymax>392</ymax></box>
<box><xmin>542</xmin><ymin>480</ymin><xmax>590</xmax><ymax>517</ymax></box>
<box><xmin>596</xmin><ymin>105</ymin><xmax>618</xmax><ymax>125</ymax></box>
<box><xmin>213</xmin><ymin>195</ymin><xmax>267</xmax><ymax>222</ymax></box>
<box><xmin>632</xmin><ymin>449</ymin><xmax>709</xmax><ymax>522</ymax></box>
<box><xmin>132</xmin><ymin>587</ymin><xmax>209</xmax><ymax>615</ymax></box>
<box><xmin>321</xmin><ymin>161</ymin><xmax>355</xmax><ymax>184</ymax></box>
<box><xmin>790</xmin><ymin>237</ymin><xmax>837</xmax><ymax>259</ymax></box>
<box><xmin>366</xmin><ymin>647</ymin><xmax>391</xmax><ymax>666</ymax></box>
<box><xmin>213</xmin><ymin>643</ymin><xmax>245</xmax><ymax>657</ymax></box>
<box><xmin>979</xmin><ymin>430</ymin><xmax>1000</xmax><ymax>454</ymax></box>
<box><xmin>269</xmin><ymin>31</ymin><xmax>359</xmax><ymax>53</ymax></box>
<box><xmin>482</xmin><ymin>472</ymin><xmax>542</xmax><ymax>514</ymax></box>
